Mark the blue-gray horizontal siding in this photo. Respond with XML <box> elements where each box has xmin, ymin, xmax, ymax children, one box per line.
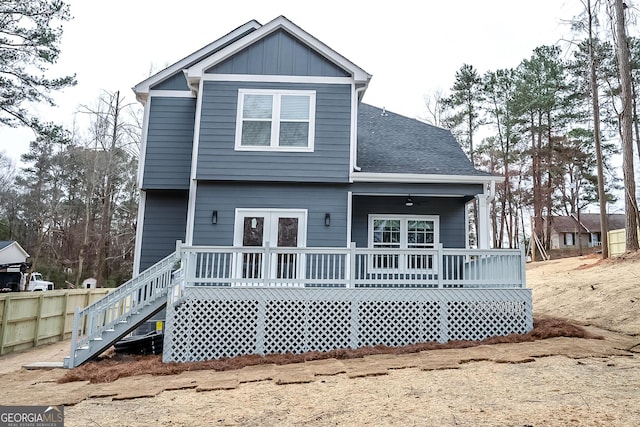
<box><xmin>192</xmin><ymin>182</ymin><xmax>349</xmax><ymax>247</ymax></box>
<box><xmin>143</xmin><ymin>96</ymin><xmax>196</xmax><ymax>190</ymax></box>
<box><xmin>139</xmin><ymin>190</ymin><xmax>189</xmax><ymax>271</ymax></box>
<box><xmin>196</xmin><ymin>81</ymin><xmax>352</xmax><ymax>183</ymax></box>
<box><xmin>208</xmin><ymin>29</ymin><xmax>350</xmax><ymax>77</ymax></box>
<box><xmin>351</xmin><ymin>195</ymin><xmax>467</xmax><ymax>248</ymax></box>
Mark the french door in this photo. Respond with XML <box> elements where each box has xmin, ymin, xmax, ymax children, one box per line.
<box><xmin>233</xmin><ymin>209</ymin><xmax>307</xmax><ymax>281</ymax></box>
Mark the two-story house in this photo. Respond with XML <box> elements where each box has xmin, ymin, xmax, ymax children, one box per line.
<box><xmin>65</xmin><ymin>16</ymin><xmax>531</xmax><ymax>367</ymax></box>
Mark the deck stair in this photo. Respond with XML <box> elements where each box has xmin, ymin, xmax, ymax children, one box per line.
<box><xmin>63</xmin><ymin>253</ymin><xmax>177</xmax><ymax>368</ymax></box>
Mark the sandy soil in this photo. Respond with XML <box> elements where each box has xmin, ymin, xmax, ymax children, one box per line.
<box><xmin>1</xmin><ymin>254</ymin><xmax>639</xmax><ymax>426</ymax></box>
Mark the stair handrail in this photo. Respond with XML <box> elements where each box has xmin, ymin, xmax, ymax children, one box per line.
<box><xmin>68</xmin><ymin>252</ymin><xmax>178</xmax><ymax>367</ymax></box>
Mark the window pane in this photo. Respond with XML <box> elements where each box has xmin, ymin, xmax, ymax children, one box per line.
<box><xmin>243</xmin><ymin>95</ymin><xmax>272</xmax><ymax>119</ymax></box>
<box><xmin>281</xmin><ymin>95</ymin><xmax>309</xmax><ymax>120</ymax></box>
<box><xmin>373</xmin><ymin>219</ymin><xmax>400</xmax><ymax>246</ymax></box>
<box><xmin>408</xmin><ymin>219</ymin><xmax>434</xmax><ymax>248</ymax></box>
<box><xmin>279</xmin><ymin>122</ymin><xmax>309</xmax><ymax>147</ymax></box>
<box><xmin>241</xmin><ymin>121</ymin><xmax>271</xmax><ymax>146</ymax></box>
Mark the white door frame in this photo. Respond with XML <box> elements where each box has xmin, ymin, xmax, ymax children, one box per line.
<box><xmin>233</xmin><ymin>208</ymin><xmax>308</xmax><ymax>282</ymax></box>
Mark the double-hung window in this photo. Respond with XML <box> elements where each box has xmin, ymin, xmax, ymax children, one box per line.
<box><xmin>235</xmin><ymin>89</ymin><xmax>316</xmax><ymax>151</ymax></box>
<box><xmin>369</xmin><ymin>215</ymin><xmax>439</xmax><ymax>271</ymax></box>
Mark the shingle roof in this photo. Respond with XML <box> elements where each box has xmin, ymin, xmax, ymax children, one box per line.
<box><xmin>549</xmin><ymin>216</ymin><xmax>585</xmax><ymax>233</ymax></box>
<box><xmin>548</xmin><ymin>213</ymin><xmax>626</xmax><ymax>233</ymax></box>
<box><xmin>356</xmin><ymin>104</ymin><xmax>491</xmax><ymax>176</ymax></box>
<box><xmin>578</xmin><ymin>213</ymin><xmax>626</xmax><ymax>232</ymax></box>
<box><xmin>0</xmin><ymin>241</ymin><xmax>14</xmax><ymax>250</ymax></box>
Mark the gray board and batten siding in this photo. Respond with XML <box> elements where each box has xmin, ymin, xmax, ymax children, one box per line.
<box><xmin>142</xmin><ymin>97</ymin><xmax>196</xmax><ymax>190</ymax></box>
<box><xmin>147</xmin><ymin>26</ymin><xmax>261</xmax><ymax>92</ymax></box>
<box><xmin>139</xmin><ymin>191</ymin><xmax>189</xmax><ymax>270</ymax></box>
<box><xmin>207</xmin><ymin>28</ymin><xmax>351</xmax><ymax>77</ymax></box>
<box><xmin>196</xmin><ymin>81</ymin><xmax>352</xmax><ymax>183</ymax></box>
<box><xmin>192</xmin><ymin>182</ymin><xmax>349</xmax><ymax>248</ymax></box>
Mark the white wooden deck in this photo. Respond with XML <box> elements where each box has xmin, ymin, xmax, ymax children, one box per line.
<box><xmin>164</xmin><ymin>243</ymin><xmax>531</xmax><ymax>362</ymax></box>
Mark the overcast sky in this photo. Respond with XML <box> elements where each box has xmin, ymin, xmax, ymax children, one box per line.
<box><xmin>0</xmin><ymin>0</ymin><xmax>593</xmax><ymax>162</ymax></box>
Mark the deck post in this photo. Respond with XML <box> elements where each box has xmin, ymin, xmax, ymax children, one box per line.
<box><xmin>348</xmin><ymin>242</ymin><xmax>356</xmax><ymax>288</ymax></box>
<box><xmin>437</xmin><ymin>244</ymin><xmax>444</xmax><ymax>288</ymax></box>
<box><xmin>520</xmin><ymin>244</ymin><xmax>527</xmax><ymax>288</ymax></box>
<box><xmin>264</xmin><ymin>242</ymin><xmax>271</xmax><ymax>286</ymax></box>
<box><xmin>68</xmin><ymin>306</ymin><xmax>80</xmax><ymax>367</ymax></box>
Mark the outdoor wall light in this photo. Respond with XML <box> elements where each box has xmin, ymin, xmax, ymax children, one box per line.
<box><xmin>325</xmin><ymin>213</ymin><xmax>331</xmax><ymax>226</ymax></box>
<box><xmin>211</xmin><ymin>210</ymin><xmax>218</xmax><ymax>224</ymax></box>
<box><xmin>405</xmin><ymin>197</ymin><xmax>414</xmax><ymax>207</ymax></box>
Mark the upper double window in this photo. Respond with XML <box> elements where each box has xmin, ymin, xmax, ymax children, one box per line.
<box><xmin>235</xmin><ymin>89</ymin><xmax>316</xmax><ymax>152</ymax></box>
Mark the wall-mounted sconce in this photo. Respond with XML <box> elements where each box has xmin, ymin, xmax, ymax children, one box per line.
<box><xmin>324</xmin><ymin>213</ymin><xmax>331</xmax><ymax>226</ymax></box>
<box><xmin>405</xmin><ymin>196</ymin><xmax>414</xmax><ymax>207</ymax></box>
<box><xmin>211</xmin><ymin>210</ymin><xmax>218</xmax><ymax>224</ymax></box>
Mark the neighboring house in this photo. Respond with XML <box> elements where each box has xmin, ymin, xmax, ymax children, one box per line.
<box><xmin>0</xmin><ymin>241</ymin><xmax>30</xmax><ymax>269</ymax></box>
<box><xmin>547</xmin><ymin>213</ymin><xmax>625</xmax><ymax>250</ymax></box>
<box><xmin>65</xmin><ymin>16</ymin><xmax>531</xmax><ymax>368</ymax></box>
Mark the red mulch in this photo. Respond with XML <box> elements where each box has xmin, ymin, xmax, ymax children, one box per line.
<box><xmin>58</xmin><ymin>317</ymin><xmax>601</xmax><ymax>385</ymax></box>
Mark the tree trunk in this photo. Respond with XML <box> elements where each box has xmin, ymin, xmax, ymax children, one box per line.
<box><xmin>588</xmin><ymin>0</ymin><xmax>610</xmax><ymax>258</ymax></box>
<box><xmin>613</xmin><ymin>0</ymin><xmax>640</xmax><ymax>252</ymax></box>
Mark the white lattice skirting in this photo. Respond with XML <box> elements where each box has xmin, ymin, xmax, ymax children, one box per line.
<box><xmin>163</xmin><ymin>287</ymin><xmax>533</xmax><ymax>363</ymax></box>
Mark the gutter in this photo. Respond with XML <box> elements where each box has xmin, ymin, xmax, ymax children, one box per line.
<box><xmin>351</xmin><ymin>172</ymin><xmax>504</xmax><ymax>185</ymax></box>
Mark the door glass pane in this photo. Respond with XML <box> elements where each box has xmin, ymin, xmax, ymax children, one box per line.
<box><xmin>243</xmin><ymin>217</ymin><xmax>264</xmax><ymax>246</ymax></box>
<box><xmin>277</xmin><ymin>217</ymin><xmax>298</xmax><ymax>247</ymax></box>
<box><xmin>242</xmin><ymin>217</ymin><xmax>264</xmax><ymax>279</ymax></box>
<box><xmin>277</xmin><ymin>217</ymin><xmax>299</xmax><ymax>279</ymax></box>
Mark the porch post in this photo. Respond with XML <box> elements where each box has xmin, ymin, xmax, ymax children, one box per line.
<box><xmin>475</xmin><ymin>194</ymin><xmax>491</xmax><ymax>249</ymax></box>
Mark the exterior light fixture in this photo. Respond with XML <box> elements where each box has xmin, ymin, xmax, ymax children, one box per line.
<box><xmin>211</xmin><ymin>210</ymin><xmax>218</xmax><ymax>224</ymax></box>
<box><xmin>325</xmin><ymin>213</ymin><xmax>331</xmax><ymax>226</ymax></box>
<box><xmin>405</xmin><ymin>197</ymin><xmax>414</xmax><ymax>207</ymax></box>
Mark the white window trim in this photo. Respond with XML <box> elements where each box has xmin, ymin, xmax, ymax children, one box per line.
<box><xmin>367</xmin><ymin>214</ymin><xmax>440</xmax><ymax>249</ymax></box>
<box><xmin>367</xmin><ymin>214</ymin><xmax>440</xmax><ymax>273</ymax></box>
<box><xmin>234</xmin><ymin>89</ymin><xmax>316</xmax><ymax>152</ymax></box>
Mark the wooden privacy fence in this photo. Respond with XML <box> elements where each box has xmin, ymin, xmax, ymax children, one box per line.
<box><xmin>0</xmin><ymin>289</ymin><xmax>111</xmax><ymax>356</ymax></box>
<box><xmin>608</xmin><ymin>228</ymin><xmax>640</xmax><ymax>257</ymax></box>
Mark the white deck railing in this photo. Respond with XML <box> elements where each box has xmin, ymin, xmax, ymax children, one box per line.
<box><xmin>173</xmin><ymin>242</ymin><xmax>525</xmax><ymax>293</ymax></box>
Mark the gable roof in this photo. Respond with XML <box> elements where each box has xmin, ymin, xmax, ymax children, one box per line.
<box><xmin>0</xmin><ymin>240</ymin><xmax>30</xmax><ymax>261</ymax></box>
<box><xmin>134</xmin><ymin>16</ymin><xmax>372</xmax><ymax>103</ymax></box>
<box><xmin>184</xmin><ymin>15</ymin><xmax>371</xmax><ymax>91</ymax></box>
<box><xmin>356</xmin><ymin>104</ymin><xmax>493</xmax><ymax>178</ymax></box>
<box><xmin>133</xmin><ymin>20</ymin><xmax>262</xmax><ymax>102</ymax></box>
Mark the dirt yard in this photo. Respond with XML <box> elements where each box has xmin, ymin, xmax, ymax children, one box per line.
<box><xmin>1</xmin><ymin>254</ymin><xmax>639</xmax><ymax>426</ymax></box>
